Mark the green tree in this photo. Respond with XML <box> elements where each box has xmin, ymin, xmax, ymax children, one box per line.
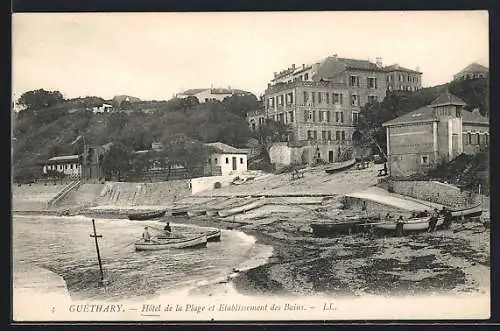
<box><xmin>100</xmin><ymin>144</ymin><xmax>133</xmax><ymax>181</ymax></box>
<box><xmin>18</xmin><ymin>89</ymin><xmax>64</xmax><ymax>111</ymax></box>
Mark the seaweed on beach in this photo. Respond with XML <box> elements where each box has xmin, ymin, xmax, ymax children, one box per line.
<box><xmin>421</xmin><ymin>235</ymin><xmax>490</xmax><ymax>266</ymax></box>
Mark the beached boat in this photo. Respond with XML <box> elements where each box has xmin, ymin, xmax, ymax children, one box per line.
<box><xmin>187</xmin><ymin>209</ymin><xmax>207</xmax><ymax>217</ymax></box>
<box><xmin>375</xmin><ymin>216</ymin><xmax>444</xmax><ymax>231</ymax></box>
<box><xmin>165</xmin><ymin>206</ymin><xmax>189</xmax><ymax>217</ymax></box>
<box><xmin>325</xmin><ymin>159</ymin><xmax>356</xmax><ymax>174</ymax></box>
<box><xmin>135</xmin><ymin>235</ymin><xmax>207</xmax><ymax>251</ymax></box>
<box><xmin>206</xmin><ymin>198</ymin><xmax>257</xmax><ymax>217</ymax></box>
<box><xmin>218</xmin><ymin>199</ymin><xmax>265</xmax><ymax>217</ymax></box>
<box><xmin>128</xmin><ymin>210</ymin><xmax>166</xmax><ymax>221</ymax></box>
<box><xmin>310</xmin><ymin>218</ymin><xmax>364</xmax><ymax>236</ymax></box>
<box><xmin>450</xmin><ymin>203</ymin><xmax>482</xmax><ymax>219</ymax></box>
<box><xmin>203</xmin><ymin>229</ymin><xmax>222</xmax><ymax>242</ymax></box>
<box><xmin>232</xmin><ymin>177</ymin><xmax>246</xmax><ymax>185</ymax></box>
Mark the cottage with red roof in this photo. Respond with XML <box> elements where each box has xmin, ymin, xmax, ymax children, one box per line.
<box><xmin>382</xmin><ymin>91</ymin><xmax>489</xmax><ymax>177</ymax></box>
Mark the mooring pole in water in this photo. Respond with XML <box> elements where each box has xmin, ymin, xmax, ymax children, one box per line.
<box><xmin>90</xmin><ymin>218</ymin><xmax>105</xmax><ymax>286</ymax></box>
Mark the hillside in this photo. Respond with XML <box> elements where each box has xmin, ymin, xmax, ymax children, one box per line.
<box><xmin>12</xmin><ymin>93</ymin><xmax>260</xmax><ymax>180</ymax></box>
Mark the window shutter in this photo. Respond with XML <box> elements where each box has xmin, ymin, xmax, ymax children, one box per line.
<box><xmin>312</xmin><ymin>111</ymin><xmax>316</xmax><ymax>122</ymax></box>
<box><xmin>340</xmin><ymin>112</ymin><xmax>344</xmax><ymax>123</ymax></box>
<box><xmin>327</xmin><ymin>111</ymin><xmax>331</xmax><ymax>122</ymax></box>
<box><xmin>304</xmin><ymin>110</ymin><xmax>308</xmax><ymax>122</ymax></box>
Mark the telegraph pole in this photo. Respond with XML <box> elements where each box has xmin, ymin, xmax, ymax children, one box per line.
<box><xmin>90</xmin><ymin>218</ymin><xmax>105</xmax><ymax>286</ymax></box>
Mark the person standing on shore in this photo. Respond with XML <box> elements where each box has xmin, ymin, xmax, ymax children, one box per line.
<box><xmin>443</xmin><ymin>208</ymin><xmax>453</xmax><ymax>229</ymax></box>
<box><xmin>164</xmin><ymin>222</ymin><xmax>172</xmax><ymax>235</ymax></box>
<box><xmin>427</xmin><ymin>208</ymin><xmax>439</xmax><ymax>232</ymax></box>
<box><xmin>395</xmin><ymin>216</ymin><xmax>405</xmax><ymax>237</ymax></box>
<box><xmin>142</xmin><ymin>226</ymin><xmax>151</xmax><ymax>242</ymax></box>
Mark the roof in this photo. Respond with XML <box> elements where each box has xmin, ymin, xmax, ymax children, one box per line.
<box><xmin>430</xmin><ymin>91</ymin><xmax>467</xmax><ymax>107</ymax></box>
<box><xmin>179</xmin><ymin>89</ymin><xmax>209</xmax><ymax>96</ymax></box>
<box><xmin>383</xmin><ymin>106</ymin><xmax>437</xmax><ymax>127</ymax></box>
<box><xmin>455</xmin><ymin>63</ymin><xmax>489</xmax><ymax>76</ymax></box>
<box><xmin>45</xmin><ymin>155</ymin><xmax>79</xmax><ymax>164</ymax></box>
<box><xmin>462</xmin><ymin>109</ymin><xmax>489</xmax><ymax>125</ymax></box>
<box><xmin>204</xmin><ymin>142</ymin><xmax>248</xmax><ymax>155</ymax></box>
<box><xmin>384</xmin><ymin>64</ymin><xmax>422</xmax><ymax>74</ymax></box>
<box><xmin>314</xmin><ymin>56</ymin><xmax>384</xmax><ymax>80</ymax></box>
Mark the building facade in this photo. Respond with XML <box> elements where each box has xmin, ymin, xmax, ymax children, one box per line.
<box><xmin>177</xmin><ymin>88</ymin><xmax>251</xmax><ymax>103</ymax></box>
<box><xmin>453</xmin><ymin>63</ymin><xmax>489</xmax><ymax>81</ymax></box>
<box><xmin>256</xmin><ymin>55</ymin><xmax>400</xmax><ymax>164</ymax></box>
<box><xmin>383</xmin><ymin>91</ymin><xmax>488</xmax><ymax>177</ymax></box>
<box><xmin>92</xmin><ymin>103</ymin><xmax>113</xmax><ymax>114</ymax></box>
<box><xmin>384</xmin><ymin>64</ymin><xmax>423</xmax><ymax>92</ymax></box>
<box><xmin>205</xmin><ymin>142</ymin><xmax>248</xmax><ymax>176</ymax></box>
<box><xmin>462</xmin><ymin>108</ymin><xmax>489</xmax><ymax>155</ymax></box>
<box><xmin>42</xmin><ymin>155</ymin><xmax>82</xmax><ymax>177</ymax></box>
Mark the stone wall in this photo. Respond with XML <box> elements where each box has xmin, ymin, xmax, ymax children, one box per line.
<box><xmin>379</xmin><ymin>179</ymin><xmax>477</xmax><ymax>208</ymax></box>
<box><xmin>342</xmin><ymin>196</ymin><xmax>413</xmax><ymax>218</ymax></box>
<box><xmin>190</xmin><ymin>175</ymin><xmax>238</xmax><ymax>195</ymax></box>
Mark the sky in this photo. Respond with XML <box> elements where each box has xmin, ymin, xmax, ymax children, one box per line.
<box><xmin>12</xmin><ymin>11</ymin><xmax>489</xmax><ymax>101</ymax></box>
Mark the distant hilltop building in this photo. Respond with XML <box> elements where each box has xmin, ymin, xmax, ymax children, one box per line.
<box><xmin>247</xmin><ymin>53</ymin><xmax>423</xmax><ymax>166</ymax></box>
<box><xmin>176</xmin><ymin>87</ymin><xmax>252</xmax><ymax>103</ymax></box>
<box><xmin>453</xmin><ymin>63</ymin><xmax>489</xmax><ymax>81</ymax></box>
<box><xmin>384</xmin><ymin>64</ymin><xmax>423</xmax><ymax>92</ymax></box>
<box><xmin>383</xmin><ymin>91</ymin><xmax>489</xmax><ymax>177</ymax></box>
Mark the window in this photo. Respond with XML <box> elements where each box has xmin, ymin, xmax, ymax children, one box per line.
<box><xmin>407</xmin><ymin>76</ymin><xmax>411</xmax><ymax>82</ymax></box>
<box><xmin>368</xmin><ymin>95</ymin><xmax>378</xmax><ymax>103</ymax></box>
<box><xmin>318</xmin><ymin>92</ymin><xmax>322</xmax><ymax>103</ymax></box>
<box><xmin>307</xmin><ymin>130</ymin><xmax>313</xmax><ymax>140</ymax></box>
<box><xmin>279</xmin><ymin>113</ymin><xmax>284</xmax><ymax>123</ymax></box>
<box><xmin>326</xmin><ymin>110</ymin><xmax>331</xmax><ymax>122</ymax></box>
<box><xmin>341</xmin><ymin>131</ymin><xmax>345</xmax><ymax>141</ymax></box>
<box><xmin>312</xmin><ymin>92</ymin><xmax>316</xmax><ymax>104</ymax></box>
<box><xmin>287</xmin><ymin>92</ymin><xmax>293</xmax><ymax>104</ymax></box>
<box><xmin>387</xmin><ymin>75</ymin><xmax>392</xmax><ymax>82</ymax></box>
<box><xmin>240</xmin><ymin>158</ymin><xmax>244</xmax><ymax>164</ymax></box>
<box><xmin>268</xmin><ymin>98</ymin><xmax>273</xmax><ymax>107</ymax></box>
<box><xmin>351</xmin><ymin>94</ymin><xmax>359</xmax><ymax>106</ymax></box>
<box><xmin>319</xmin><ymin>111</ymin><xmax>324</xmax><ymax>122</ymax></box>
<box><xmin>226</xmin><ymin>157</ymin><xmax>229</xmax><ymax>164</ymax></box>
<box><xmin>367</xmin><ymin>77</ymin><xmax>377</xmax><ymax>89</ymax></box>
<box><xmin>303</xmin><ymin>91</ymin><xmax>308</xmax><ymax>104</ymax></box>
<box><xmin>399</xmin><ymin>74</ymin><xmax>403</xmax><ymax>82</ymax></box>
<box><xmin>308</xmin><ymin>111</ymin><xmax>313</xmax><ymax>121</ymax></box>
<box><xmin>326</xmin><ymin>93</ymin><xmax>330</xmax><ymax>104</ymax></box>
<box><xmin>304</xmin><ymin>73</ymin><xmax>309</xmax><ymax>80</ymax></box>
<box><xmin>328</xmin><ymin>131</ymin><xmax>332</xmax><ymax>140</ymax></box>
<box><xmin>335</xmin><ymin>131</ymin><xmax>340</xmax><ymax>140</ymax></box>
<box><xmin>70</xmin><ymin>164</ymin><xmax>73</xmax><ymax>169</ymax></box>
<box><xmin>313</xmin><ymin>131</ymin><xmax>317</xmax><ymax>140</ymax></box>
<box><xmin>289</xmin><ymin>111</ymin><xmax>294</xmax><ymax>123</ymax></box>
<box><xmin>352</xmin><ymin>111</ymin><xmax>359</xmax><ymax>125</ymax></box>
<box><xmin>350</xmin><ymin>75</ymin><xmax>359</xmax><ymax>87</ymax></box>
<box><xmin>322</xmin><ymin>130</ymin><xmax>327</xmax><ymax>141</ymax></box>
<box><xmin>333</xmin><ymin>93</ymin><xmax>343</xmax><ymax>105</ymax></box>
<box><xmin>476</xmin><ymin>133</ymin><xmax>480</xmax><ymax>145</ymax></box>
<box><xmin>485</xmin><ymin>133</ymin><xmax>489</xmax><ymax>145</ymax></box>
<box><xmin>421</xmin><ymin>155</ymin><xmax>429</xmax><ymax>164</ymax></box>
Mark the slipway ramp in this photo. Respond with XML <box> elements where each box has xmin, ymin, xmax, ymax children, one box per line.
<box><xmin>345</xmin><ymin>186</ymin><xmax>443</xmax><ymax>212</ymax></box>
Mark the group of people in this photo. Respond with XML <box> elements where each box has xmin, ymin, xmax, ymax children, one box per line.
<box><xmin>384</xmin><ymin>205</ymin><xmax>454</xmax><ymax>237</ymax></box>
<box><xmin>141</xmin><ymin>222</ymin><xmax>172</xmax><ymax>242</ymax></box>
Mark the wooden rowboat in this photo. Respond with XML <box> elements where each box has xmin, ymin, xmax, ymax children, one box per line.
<box><xmin>128</xmin><ymin>210</ymin><xmax>166</xmax><ymax>221</ymax></box>
<box><xmin>450</xmin><ymin>203</ymin><xmax>482</xmax><ymax>219</ymax></box>
<box><xmin>310</xmin><ymin>218</ymin><xmax>364</xmax><ymax>236</ymax></box>
<box><xmin>135</xmin><ymin>235</ymin><xmax>207</xmax><ymax>251</ymax></box>
<box><xmin>375</xmin><ymin>216</ymin><xmax>444</xmax><ymax>231</ymax></box>
<box><xmin>325</xmin><ymin>159</ymin><xmax>356</xmax><ymax>174</ymax></box>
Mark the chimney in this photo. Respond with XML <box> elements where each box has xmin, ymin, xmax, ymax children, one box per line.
<box><xmin>376</xmin><ymin>57</ymin><xmax>383</xmax><ymax>68</ymax></box>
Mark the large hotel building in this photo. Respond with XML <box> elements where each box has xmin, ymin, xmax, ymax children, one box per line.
<box><xmin>247</xmin><ymin>54</ymin><xmax>422</xmax><ymax>164</ymax></box>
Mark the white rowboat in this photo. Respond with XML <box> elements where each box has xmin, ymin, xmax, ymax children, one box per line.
<box><xmin>375</xmin><ymin>216</ymin><xmax>444</xmax><ymax>231</ymax></box>
<box><xmin>135</xmin><ymin>235</ymin><xmax>207</xmax><ymax>251</ymax></box>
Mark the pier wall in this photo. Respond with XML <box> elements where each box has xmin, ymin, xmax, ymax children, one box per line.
<box><xmin>379</xmin><ymin>179</ymin><xmax>477</xmax><ymax>208</ymax></box>
<box><xmin>12</xmin><ymin>183</ymin><xmax>68</xmax><ymax>211</ymax></box>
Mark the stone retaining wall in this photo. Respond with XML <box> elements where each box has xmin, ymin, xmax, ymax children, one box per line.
<box><xmin>378</xmin><ymin>179</ymin><xmax>477</xmax><ymax>208</ymax></box>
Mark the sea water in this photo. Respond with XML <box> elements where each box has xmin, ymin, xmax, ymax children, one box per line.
<box><xmin>12</xmin><ymin>214</ymin><xmax>273</xmax><ymax>301</ymax></box>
